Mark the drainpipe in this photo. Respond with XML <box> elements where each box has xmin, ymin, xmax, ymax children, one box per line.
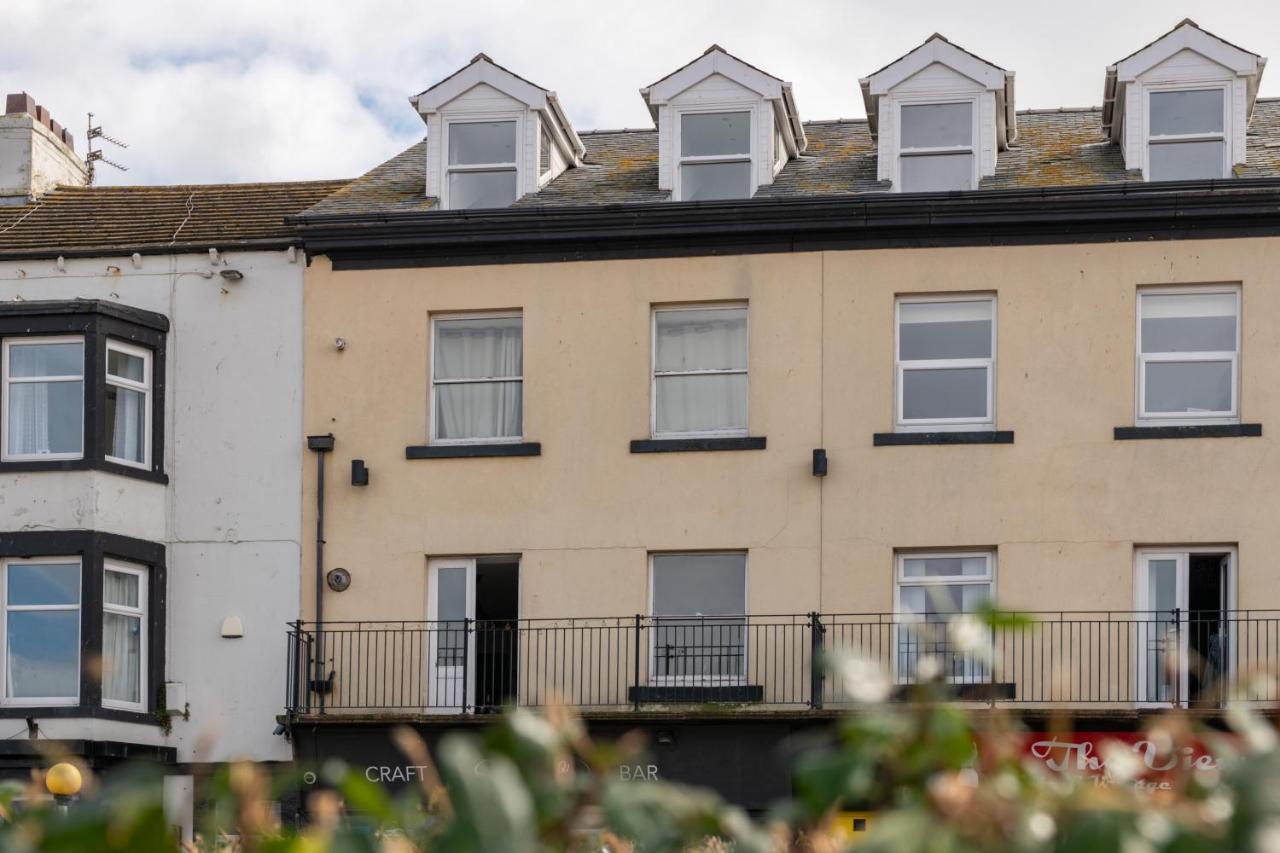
<box><xmin>306</xmin><ymin>434</ymin><xmax>334</xmax><ymax>710</ymax></box>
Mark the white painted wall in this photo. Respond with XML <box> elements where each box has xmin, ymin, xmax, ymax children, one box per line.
<box><xmin>0</xmin><ymin>248</ymin><xmax>304</xmax><ymax>764</ymax></box>
<box><xmin>0</xmin><ymin>114</ymin><xmax>88</xmax><ymax>200</ymax></box>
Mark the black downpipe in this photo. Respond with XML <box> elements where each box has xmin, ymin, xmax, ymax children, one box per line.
<box><xmin>306</xmin><ymin>435</ymin><xmax>334</xmax><ymax>711</ymax></box>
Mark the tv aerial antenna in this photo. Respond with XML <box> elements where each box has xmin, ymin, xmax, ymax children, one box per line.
<box><xmin>85</xmin><ymin>113</ymin><xmax>128</xmax><ymax>184</ymax></box>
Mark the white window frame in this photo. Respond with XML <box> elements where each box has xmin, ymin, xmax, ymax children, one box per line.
<box><xmin>0</xmin><ymin>335</ymin><xmax>85</xmax><ymax>462</ymax></box>
<box><xmin>1144</xmin><ymin>83</ymin><xmax>1230</xmax><ymax>182</ymax></box>
<box><xmin>428</xmin><ymin>311</ymin><xmax>524</xmax><ymax>446</ymax></box>
<box><xmin>893</xmin><ymin>550</ymin><xmax>996</xmax><ymax>685</ymax></box>
<box><xmin>104</xmin><ymin>339</ymin><xmax>153</xmax><ymax>470</ymax></box>
<box><xmin>894</xmin><ymin>294</ymin><xmax>996</xmax><ymax>432</ymax></box>
<box><xmin>673</xmin><ymin>104</ymin><xmax>758</xmax><ymax>202</ymax></box>
<box><xmin>0</xmin><ymin>557</ymin><xmax>81</xmax><ymax>707</ymax></box>
<box><xmin>647</xmin><ymin>551</ymin><xmax>748</xmax><ymax>687</ymax></box>
<box><xmin>1133</xmin><ymin>546</ymin><xmax>1237</xmax><ymax>708</ymax></box>
<box><xmin>102</xmin><ymin>560</ymin><xmax>148</xmax><ymax>712</ymax></box>
<box><xmin>441</xmin><ymin>113</ymin><xmax>523</xmax><ymax>210</ymax></box>
<box><xmin>651</xmin><ymin>304</ymin><xmax>749</xmax><ymax>439</ymax></box>
<box><xmin>895</xmin><ymin>96</ymin><xmax>979</xmax><ymax>192</ymax></box>
<box><xmin>1135</xmin><ymin>285</ymin><xmax>1240</xmax><ymax>426</ymax></box>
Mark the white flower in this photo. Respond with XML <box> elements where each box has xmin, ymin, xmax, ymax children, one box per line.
<box><xmin>1027</xmin><ymin>812</ymin><xmax>1055</xmax><ymax>842</ymax></box>
<box><xmin>838</xmin><ymin>654</ymin><xmax>891</xmax><ymax>704</ymax></box>
<box><xmin>1200</xmin><ymin>794</ymin><xmax>1233</xmax><ymax>824</ymax></box>
<box><xmin>949</xmin><ymin>614</ymin><xmax>990</xmax><ymax>659</ymax></box>
<box><xmin>915</xmin><ymin>654</ymin><xmax>943</xmax><ymax>682</ymax></box>
<box><xmin>1100</xmin><ymin>740</ymin><xmax>1142</xmax><ymax>783</ymax></box>
<box><xmin>1256</xmin><ymin>819</ymin><xmax>1280</xmax><ymax>853</ymax></box>
<box><xmin>994</xmin><ymin>771</ymin><xmax>1020</xmax><ymax>799</ymax></box>
<box><xmin>1226</xmin><ymin>704</ymin><xmax>1278</xmax><ymax>754</ymax></box>
<box><xmin>1136</xmin><ymin>812</ymin><xmax>1173</xmax><ymax>844</ymax></box>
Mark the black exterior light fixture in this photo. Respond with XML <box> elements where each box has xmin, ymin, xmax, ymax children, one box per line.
<box><xmin>219</xmin><ymin>269</ymin><xmax>244</xmax><ymax>281</ymax></box>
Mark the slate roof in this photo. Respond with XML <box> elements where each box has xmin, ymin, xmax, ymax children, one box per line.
<box><xmin>0</xmin><ymin>180</ymin><xmax>348</xmax><ymax>256</ymax></box>
<box><xmin>303</xmin><ymin>104</ymin><xmax>1168</xmax><ymax>216</ymax></box>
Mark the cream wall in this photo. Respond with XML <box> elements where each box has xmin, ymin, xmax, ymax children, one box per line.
<box><xmin>304</xmin><ymin>237</ymin><xmax>1280</xmax><ymax>622</ymax></box>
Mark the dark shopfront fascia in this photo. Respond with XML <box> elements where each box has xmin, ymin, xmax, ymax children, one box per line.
<box><xmin>288</xmin><ymin>713</ymin><xmax>838</xmax><ymax>815</ymax></box>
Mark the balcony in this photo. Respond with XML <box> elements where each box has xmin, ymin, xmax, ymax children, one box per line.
<box><xmin>283</xmin><ymin>611</ymin><xmax>1279</xmax><ymax>717</ymax></box>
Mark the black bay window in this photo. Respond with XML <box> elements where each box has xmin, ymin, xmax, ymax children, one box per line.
<box><xmin>0</xmin><ymin>531</ymin><xmax>165</xmax><ymax>723</ymax></box>
<box><xmin>0</xmin><ymin>300</ymin><xmax>166</xmax><ymax>483</ymax></box>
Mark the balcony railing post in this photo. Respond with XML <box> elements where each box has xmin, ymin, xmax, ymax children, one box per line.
<box><xmin>1172</xmin><ymin>607</ymin><xmax>1182</xmax><ymax>708</ymax></box>
<box><xmin>462</xmin><ymin>617</ymin><xmax>472</xmax><ymax>714</ymax></box>
<box><xmin>809</xmin><ymin>612</ymin><xmax>826</xmax><ymax>710</ymax></box>
<box><xmin>633</xmin><ymin>614</ymin><xmax>643</xmax><ymax>712</ymax></box>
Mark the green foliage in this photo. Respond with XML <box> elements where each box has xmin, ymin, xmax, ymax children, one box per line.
<box><xmin>5</xmin><ymin>622</ymin><xmax>1280</xmax><ymax>851</ymax></box>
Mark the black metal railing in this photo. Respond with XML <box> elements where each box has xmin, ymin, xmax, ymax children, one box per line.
<box><xmin>284</xmin><ymin>610</ymin><xmax>1280</xmax><ymax>715</ymax></box>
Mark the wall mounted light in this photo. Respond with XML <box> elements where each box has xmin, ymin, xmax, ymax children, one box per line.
<box><xmin>327</xmin><ymin>568</ymin><xmax>352</xmax><ymax>592</ymax></box>
<box><xmin>220</xmin><ymin>615</ymin><xmax>245</xmax><ymax>638</ymax></box>
<box><xmin>219</xmin><ymin>269</ymin><xmax>244</xmax><ymax>282</ymax></box>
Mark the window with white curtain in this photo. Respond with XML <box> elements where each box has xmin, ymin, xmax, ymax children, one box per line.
<box><xmin>1</xmin><ymin>336</ymin><xmax>84</xmax><ymax>461</ymax></box>
<box><xmin>1147</xmin><ymin>89</ymin><xmax>1227</xmax><ymax>181</ymax></box>
<box><xmin>896</xmin><ymin>296</ymin><xmax>995</xmax><ymax>430</ymax></box>
<box><xmin>652</xmin><ymin>305</ymin><xmax>748</xmax><ymax>438</ymax></box>
<box><xmin>650</xmin><ymin>553</ymin><xmax>747</xmax><ymax>683</ymax></box>
<box><xmin>105</xmin><ymin>341</ymin><xmax>151</xmax><ymax>468</ymax></box>
<box><xmin>445</xmin><ymin>120</ymin><xmax>519</xmax><ymax>209</ymax></box>
<box><xmin>102</xmin><ymin>561</ymin><xmax>147</xmax><ymax>710</ymax></box>
<box><xmin>2</xmin><ymin>558</ymin><xmax>81</xmax><ymax>704</ymax></box>
<box><xmin>899</xmin><ymin>101</ymin><xmax>976</xmax><ymax>192</ymax></box>
<box><xmin>1137</xmin><ymin>288</ymin><xmax>1239</xmax><ymax>423</ymax></box>
<box><xmin>895</xmin><ymin>552</ymin><xmax>993</xmax><ymax>682</ymax></box>
<box><xmin>678</xmin><ymin>111</ymin><xmax>753</xmax><ymax>201</ymax></box>
<box><xmin>431</xmin><ymin>314</ymin><xmax>523</xmax><ymax>443</ymax></box>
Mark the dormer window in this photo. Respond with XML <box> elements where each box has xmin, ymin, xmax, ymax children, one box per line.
<box><xmin>1147</xmin><ymin>88</ymin><xmax>1226</xmax><ymax>180</ymax></box>
<box><xmin>412</xmin><ymin>53</ymin><xmax>584</xmax><ymax>209</ymax></box>
<box><xmin>643</xmin><ymin>46</ymin><xmax>805</xmax><ymax>203</ymax></box>
<box><xmin>899</xmin><ymin>101</ymin><xmax>976</xmax><ymax>192</ymax></box>
<box><xmin>678</xmin><ymin>111</ymin><xmax>753</xmax><ymax>201</ymax></box>
<box><xmin>861</xmin><ymin>35</ymin><xmax>1015</xmax><ymax>194</ymax></box>
<box><xmin>1102</xmin><ymin>21</ymin><xmax>1264</xmax><ymax>182</ymax></box>
<box><xmin>445</xmin><ymin>120</ymin><xmax>519</xmax><ymax>209</ymax></box>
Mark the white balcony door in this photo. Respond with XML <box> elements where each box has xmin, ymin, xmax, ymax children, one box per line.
<box><xmin>1136</xmin><ymin>552</ymin><xmax>1186</xmax><ymax>706</ymax></box>
<box><xmin>428</xmin><ymin>559</ymin><xmax>475</xmax><ymax>713</ymax></box>
<box><xmin>1136</xmin><ymin>549</ymin><xmax>1234</xmax><ymax>707</ymax></box>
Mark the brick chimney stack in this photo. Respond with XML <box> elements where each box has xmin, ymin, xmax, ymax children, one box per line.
<box><xmin>1</xmin><ymin>93</ymin><xmax>90</xmax><ymax>203</ymax></box>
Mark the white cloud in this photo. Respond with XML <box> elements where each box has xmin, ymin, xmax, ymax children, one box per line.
<box><xmin>2</xmin><ymin>0</ymin><xmax>1277</xmax><ymax>185</ymax></box>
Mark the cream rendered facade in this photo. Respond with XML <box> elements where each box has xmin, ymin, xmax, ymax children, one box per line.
<box><xmin>301</xmin><ymin>236</ymin><xmax>1278</xmax><ymax>625</ymax></box>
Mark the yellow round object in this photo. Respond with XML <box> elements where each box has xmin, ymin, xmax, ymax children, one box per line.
<box><xmin>45</xmin><ymin>763</ymin><xmax>82</xmax><ymax>797</ymax></box>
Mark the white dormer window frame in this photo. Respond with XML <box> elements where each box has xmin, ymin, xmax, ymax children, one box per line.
<box><xmin>1142</xmin><ymin>81</ymin><xmax>1231</xmax><ymax>181</ymax></box>
<box><xmin>441</xmin><ymin>111</ymin><xmax>525</xmax><ymax>211</ymax></box>
<box><xmin>672</xmin><ymin>102</ymin><xmax>759</xmax><ymax>202</ymax></box>
<box><xmin>894</xmin><ymin>93</ymin><xmax>980</xmax><ymax>193</ymax></box>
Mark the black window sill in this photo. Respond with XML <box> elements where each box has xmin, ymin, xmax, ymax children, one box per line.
<box><xmin>874</xmin><ymin>431</ymin><xmax>1014</xmax><ymax>446</ymax></box>
<box><xmin>0</xmin><ymin>704</ymin><xmax>161</xmax><ymax>726</ymax></box>
<box><xmin>0</xmin><ymin>456</ymin><xmax>168</xmax><ymax>484</ymax></box>
<box><xmin>628</xmin><ymin>684</ymin><xmax>764</xmax><ymax>703</ymax></box>
<box><xmin>1115</xmin><ymin>424</ymin><xmax>1262</xmax><ymax>440</ymax></box>
<box><xmin>630</xmin><ymin>436</ymin><xmax>767</xmax><ymax>453</ymax></box>
<box><xmin>406</xmin><ymin>442</ymin><xmax>541</xmax><ymax>459</ymax></box>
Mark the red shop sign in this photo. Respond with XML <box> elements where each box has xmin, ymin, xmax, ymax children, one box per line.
<box><xmin>1021</xmin><ymin>732</ymin><xmax>1220</xmax><ymax>790</ymax></box>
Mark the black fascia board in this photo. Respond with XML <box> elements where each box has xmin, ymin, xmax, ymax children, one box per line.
<box><xmin>293</xmin><ymin>179</ymin><xmax>1280</xmax><ymax>270</ymax></box>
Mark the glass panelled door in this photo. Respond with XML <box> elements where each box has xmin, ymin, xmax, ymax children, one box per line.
<box><xmin>1138</xmin><ymin>553</ymin><xmax>1185</xmax><ymax>705</ymax></box>
<box><xmin>1137</xmin><ymin>550</ymin><xmax>1234</xmax><ymax>706</ymax></box>
<box><xmin>428</xmin><ymin>559</ymin><xmax>474</xmax><ymax>712</ymax></box>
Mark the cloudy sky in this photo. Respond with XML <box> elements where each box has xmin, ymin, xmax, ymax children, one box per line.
<box><xmin>4</xmin><ymin>0</ymin><xmax>1278</xmax><ymax>186</ymax></box>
